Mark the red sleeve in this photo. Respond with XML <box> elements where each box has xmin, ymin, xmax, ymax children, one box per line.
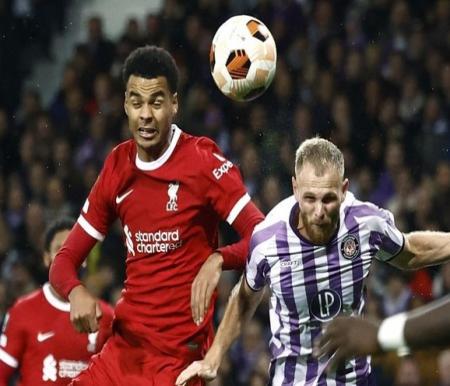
<box><xmin>96</xmin><ymin>301</ymin><xmax>114</xmax><ymax>350</ymax></box>
<box><xmin>0</xmin><ymin>361</ymin><xmax>14</xmax><ymax>386</ymax></box>
<box><xmin>196</xmin><ymin>138</ymin><xmax>265</xmax><ymax>270</ymax></box>
<box><xmin>78</xmin><ymin>151</ymin><xmax>117</xmax><ymax>241</ymax></box>
<box><xmin>49</xmin><ymin>223</ymin><xmax>98</xmax><ymax>299</ymax></box>
<box><xmin>0</xmin><ymin>305</ymin><xmax>24</xmax><ymax>378</ymax></box>
<box><xmin>217</xmin><ymin>201</ymin><xmax>264</xmax><ymax>270</ymax></box>
<box><xmin>50</xmin><ymin>151</ymin><xmax>119</xmax><ymax>299</ymax></box>
<box><xmin>198</xmin><ymin>138</ymin><xmax>249</xmax><ymax>224</ymax></box>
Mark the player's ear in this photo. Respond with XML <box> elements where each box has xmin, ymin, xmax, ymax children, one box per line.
<box><xmin>292</xmin><ymin>176</ymin><xmax>298</xmax><ymax>198</ymax></box>
<box><xmin>341</xmin><ymin>178</ymin><xmax>349</xmax><ymax>202</ymax></box>
<box><xmin>43</xmin><ymin>252</ymin><xmax>51</xmax><ymax>269</ymax></box>
<box><xmin>172</xmin><ymin>93</ymin><xmax>178</xmax><ymax>115</ymax></box>
<box><xmin>123</xmin><ymin>92</ymin><xmax>129</xmax><ymax>116</ymax></box>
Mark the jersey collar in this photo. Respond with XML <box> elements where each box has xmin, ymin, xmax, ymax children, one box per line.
<box><xmin>43</xmin><ymin>282</ymin><xmax>71</xmax><ymax>312</ymax></box>
<box><xmin>135</xmin><ymin>124</ymin><xmax>182</xmax><ymax>171</ymax></box>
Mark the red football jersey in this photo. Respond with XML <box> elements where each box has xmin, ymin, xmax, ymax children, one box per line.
<box><xmin>77</xmin><ymin>125</ymin><xmax>250</xmax><ymax>357</ymax></box>
<box><xmin>0</xmin><ymin>283</ymin><xmax>113</xmax><ymax>386</ymax></box>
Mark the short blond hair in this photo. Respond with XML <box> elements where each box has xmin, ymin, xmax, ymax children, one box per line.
<box><xmin>294</xmin><ymin>137</ymin><xmax>344</xmax><ymax>177</ymax></box>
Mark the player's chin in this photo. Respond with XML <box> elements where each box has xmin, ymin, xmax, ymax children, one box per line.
<box><xmin>134</xmin><ymin>132</ymin><xmax>159</xmax><ymax>149</ymax></box>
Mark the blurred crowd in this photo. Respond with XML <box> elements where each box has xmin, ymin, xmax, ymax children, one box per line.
<box><xmin>0</xmin><ymin>0</ymin><xmax>449</xmax><ymax>385</ymax></box>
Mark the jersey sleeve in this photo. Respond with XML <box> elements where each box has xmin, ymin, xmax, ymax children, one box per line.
<box><xmin>245</xmin><ymin>231</ymin><xmax>270</xmax><ymax>291</ymax></box>
<box><xmin>0</xmin><ymin>305</ymin><xmax>25</xmax><ymax>370</ymax></box>
<box><xmin>96</xmin><ymin>301</ymin><xmax>114</xmax><ymax>351</ymax></box>
<box><xmin>198</xmin><ymin>138</ymin><xmax>250</xmax><ymax>225</ymax></box>
<box><xmin>372</xmin><ymin>208</ymin><xmax>405</xmax><ymax>262</ymax></box>
<box><xmin>78</xmin><ymin>152</ymin><xmax>117</xmax><ymax>241</ymax></box>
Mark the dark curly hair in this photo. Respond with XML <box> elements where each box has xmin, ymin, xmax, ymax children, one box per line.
<box><xmin>122</xmin><ymin>45</ymin><xmax>179</xmax><ymax>93</ymax></box>
<box><xmin>44</xmin><ymin>217</ymin><xmax>75</xmax><ymax>252</ymax></box>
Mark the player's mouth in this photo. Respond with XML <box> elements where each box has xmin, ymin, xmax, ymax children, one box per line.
<box><xmin>138</xmin><ymin>127</ymin><xmax>158</xmax><ymax>140</ymax></box>
<box><xmin>312</xmin><ymin>222</ymin><xmax>329</xmax><ymax>228</ymax></box>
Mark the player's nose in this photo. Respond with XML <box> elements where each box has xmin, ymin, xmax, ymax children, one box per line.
<box><xmin>140</xmin><ymin>104</ymin><xmax>153</xmax><ymax>120</ymax></box>
<box><xmin>314</xmin><ymin>203</ymin><xmax>325</xmax><ymax>218</ymax></box>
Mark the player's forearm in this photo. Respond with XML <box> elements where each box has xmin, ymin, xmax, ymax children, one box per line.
<box><xmin>404</xmin><ymin>295</ymin><xmax>450</xmax><ymax>349</ymax></box>
<box><xmin>405</xmin><ymin>231</ymin><xmax>450</xmax><ymax>268</ymax></box>
<box><xmin>205</xmin><ymin>279</ymin><xmax>260</xmax><ymax>365</ymax></box>
<box><xmin>218</xmin><ymin>202</ymin><xmax>264</xmax><ymax>270</ymax></box>
<box><xmin>0</xmin><ymin>360</ymin><xmax>15</xmax><ymax>385</ymax></box>
<box><xmin>49</xmin><ymin>223</ymin><xmax>97</xmax><ymax>299</ymax></box>
<box><xmin>377</xmin><ymin>295</ymin><xmax>450</xmax><ymax>351</ymax></box>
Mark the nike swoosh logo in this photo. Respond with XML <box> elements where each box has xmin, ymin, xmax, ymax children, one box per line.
<box><xmin>37</xmin><ymin>332</ymin><xmax>55</xmax><ymax>342</ymax></box>
<box><xmin>116</xmin><ymin>189</ymin><xmax>133</xmax><ymax>204</ymax></box>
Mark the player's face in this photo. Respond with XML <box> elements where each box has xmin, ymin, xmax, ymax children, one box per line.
<box><xmin>124</xmin><ymin>75</ymin><xmax>178</xmax><ymax>162</ymax></box>
<box><xmin>292</xmin><ymin>163</ymin><xmax>348</xmax><ymax>245</ymax></box>
<box><xmin>43</xmin><ymin>229</ymin><xmax>70</xmax><ymax>268</ymax></box>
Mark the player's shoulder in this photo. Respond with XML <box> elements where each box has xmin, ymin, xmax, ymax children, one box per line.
<box><xmin>9</xmin><ymin>288</ymin><xmax>45</xmax><ymax>316</ymax></box>
<box><xmin>265</xmin><ymin>195</ymin><xmax>297</xmax><ymax>224</ymax></box>
<box><xmin>252</xmin><ymin>196</ymin><xmax>296</xmax><ymax>238</ymax></box>
<box><xmin>104</xmin><ymin>140</ymin><xmax>135</xmax><ymax>169</ymax></box>
<box><xmin>180</xmin><ymin>132</ymin><xmax>222</xmax><ymax>160</ymax></box>
<box><xmin>342</xmin><ymin>191</ymin><xmax>394</xmax><ymax>224</ymax></box>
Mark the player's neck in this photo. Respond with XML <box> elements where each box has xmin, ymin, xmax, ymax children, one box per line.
<box><xmin>48</xmin><ymin>284</ymin><xmax>68</xmax><ymax>303</ymax></box>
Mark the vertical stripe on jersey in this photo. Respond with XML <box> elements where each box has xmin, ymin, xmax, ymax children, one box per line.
<box><xmin>326</xmin><ymin>241</ymin><xmax>345</xmax><ymax>386</ymax></box>
<box><xmin>343</xmin><ymin>207</ymin><xmax>364</xmax><ymax>311</ymax></box>
<box><xmin>355</xmin><ymin>357</ymin><xmax>370</xmax><ymax>385</ymax></box>
<box><xmin>269</xmin><ymin>359</ymin><xmax>276</xmax><ymax>385</ymax></box>
<box><xmin>277</xmin><ymin>222</ymin><xmax>301</xmax><ymax>385</ymax></box>
<box><xmin>248</xmin><ymin>221</ymin><xmax>284</xmax><ymax>290</ymax></box>
<box><xmin>299</xmin><ymin>237</ymin><xmax>319</xmax><ymax>384</ymax></box>
<box><xmin>269</xmin><ymin>296</ymin><xmax>286</xmax><ymax>358</ymax></box>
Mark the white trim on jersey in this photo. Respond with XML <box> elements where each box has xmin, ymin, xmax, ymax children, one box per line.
<box><xmin>135</xmin><ymin>124</ymin><xmax>181</xmax><ymax>171</ymax></box>
<box><xmin>226</xmin><ymin>193</ymin><xmax>251</xmax><ymax>224</ymax></box>
<box><xmin>77</xmin><ymin>215</ymin><xmax>105</xmax><ymax>241</ymax></box>
<box><xmin>43</xmin><ymin>283</ymin><xmax>71</xmax><ymax>312</ymax></box>
<box><xmin>0</xmin><ymin>348</ymin><xmax>18</xmax><ymax>368</ymax></box>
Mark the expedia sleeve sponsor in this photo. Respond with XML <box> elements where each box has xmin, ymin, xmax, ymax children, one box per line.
<box><xmin>212</xmin><ymin>159</ymin><xmax>234</xmax><ymax>180</ymax></box>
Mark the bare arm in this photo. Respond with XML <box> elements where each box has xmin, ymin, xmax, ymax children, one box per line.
<box><xmin>389</xmin><ymin>231</ymin><xmax>450</xmax><ymax>270</ymax></box>
<box><xmin>403</xmin><ymin>295</ymin><xmax>450</xmax><ymax>349</ymax></box>
<box><xmin>176</xmin><ymin>276</ymin><xmax>264</xmax><ymax>385</ymax></box>
<box><xmin>191</xmin><ymin>202</ymin><xmax>264</xmax><ymax>325</ymax></box>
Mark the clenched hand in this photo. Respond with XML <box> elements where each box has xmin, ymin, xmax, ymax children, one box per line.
<box><xmin>175</xmin><ymin>359</ymin><xmax>219</xmax><ymax>386</ymax></box>
<box><xmin>68</xmin><ymin>285</ymin><xmax>102</xmax><ymax>333</ymax></box>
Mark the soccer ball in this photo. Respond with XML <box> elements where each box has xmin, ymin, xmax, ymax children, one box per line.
<box><xmin>210</xmin><ymin>15</ymin><xmax>277</xmax><ymax>102</ymax></box>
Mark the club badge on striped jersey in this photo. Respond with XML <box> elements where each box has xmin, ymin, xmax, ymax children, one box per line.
<box><xmin>340</xmin><ymin>234</ymin><xmax>360</xmax><ymax>260</ymax></box>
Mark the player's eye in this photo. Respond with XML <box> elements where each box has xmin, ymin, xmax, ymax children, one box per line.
<box><xmin>322</xmin><ymin>196</ymin><xmax>337</xmax><ymax>204</ymax></box>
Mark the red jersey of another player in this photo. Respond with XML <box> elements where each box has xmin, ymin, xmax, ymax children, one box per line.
<box><xmin>76</xmin><ymin>125</ymin><xmax>250</xmax><ymax>357</ymax></box>
<box><xmin>0</xmin><ymin>283</ymin><xmax>113</xmax><ymax>386</ymax></box>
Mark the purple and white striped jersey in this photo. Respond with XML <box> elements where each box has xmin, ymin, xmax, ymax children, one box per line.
<box><xmin>245</xmin><ymin>192</ymin><xmax>404</xmax><ymax>386</ymax></box>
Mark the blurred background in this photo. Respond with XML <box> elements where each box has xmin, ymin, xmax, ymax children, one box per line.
<box><xmin>0</xmin><ymin>0</ymin><xmax>449</xmax><ymax>385</ymax></box>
